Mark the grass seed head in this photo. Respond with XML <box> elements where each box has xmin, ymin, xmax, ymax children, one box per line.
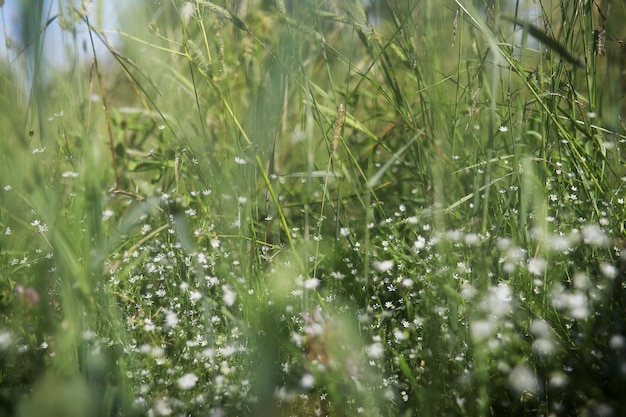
<box><xmin>330</xmin><ymin>104</ymin><xmax>345</xmax><ymax>155</ymax></box>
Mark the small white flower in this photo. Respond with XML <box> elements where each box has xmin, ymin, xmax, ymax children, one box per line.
<box><xmin>499</xmin><ymin>125</ymin><xmax>509</xmax><ymax>132</ymax></box>
<box><xmin>177</xmin><ymin>373</ymin><xmax>199</xmax><ymax>390</ymax></box>
<box><xmin>197</xmin><ymin>252</ymin><xmax>207</xmax><ymax>265</ymax></box>
<box><xmin>464</xmin><ymin>233</ymin><xmax>480</xmax><ymax>245</ymax></box>
<box><xmin>165</xmin><ymin>310</ymin><xmax>179</xmax><ymax>328</ymax></box>
<box><xmin>470</xmin><ymin>319</ymin><xmax>495</xmax><ymax>343</ymax></box>
<box><xmin>189</xmin><ymin>290</ymin><xmax>202</xmax><ymax>303</ymax></box>
<box><xmin>150</xmin><ymin>346</ymin><xmax>164</xmax><ymax>358</ymax></box>
<box><xmin>143</xmin><ymin>319</ymin><xmax>156</xmax><ymax>332</ymax></box>
<box><xmin>496</xmin><ymin>237</ymin><xmax>512</xmax><ymax>250</ymax></box>
<box><xmin>366</xmin><ymin>341</ymin><xmax>384</xmax><ymax>359</ymax></box>
<box><xmin>483</xmin><ymin>283</ymin><xmax>513</xmax><ymax>317</ymax></box>
<box><xmin>331</xmin><ymin>271</ymin><xmax>345</xmax><ymax>280</ymax></box>
<box><xmin>599</xmin><ymin>262</ymin><xmax>618</xmax><ymax>279</ymax></box>
<box><xmin>549</xmin><ymin>235</ymin><xmax>571</xmax><ymax>252</ymax></box>
<box><xmin>300</xmin><ymin>373</ymin><xmax>315</xmax><ymax>389</ymax></box>
<box><xmin>461</xmin><ymin>283</ymin><xmax>478</xmax><ymax>300</ymax></box>
<box><xmin>222</xmin><ymin>285</ymin><xmax>237</xmax><ymax>306</ymax></box>
<box><xmin>154</xmin><ymin>398</ymin><xmax>172</xmax><ymax>416</ymax></box>
<box><xmin>413</xmin><ymin>236</ymin><xmax>426</xmax><ymax>250</ymax></box>
<box><xmin>609</xmin><ymin>334</ymin><xmax>625</xmax><ymax>350</ymax></box>
<box><xmin>530</xmin><ymin>319</ymin><xmax>552</xmax><ymax>339</ymax></box>
<box><xmin>372</xmin><ymin>260</ymin><xmax>394</xmax><ymax>272</ymax></box>
<box><xmin>303</xmin><ymin>278</ymin><xmax>320</xmax><ymax>289</ymax></box>
<box><xmin>102</xmin><ymin>209</ymin><xmax>114</xmax><ymax>221</ymax></box>
<box><xmin>0</xmin><ymin>331</ymin><xmax>12</xmax><ymax>351</ymax></box>
<box><xmin>552</xmin><ymin>289</ymin><xmax>589</xmax><ymax>320</ymax></box>
<box><xmin>508</xmin><ymin>364</ymin><xmax>540</xmax><ymax>397</ymax></box>
<box><xmin>532</xmin><ymin>338</ymin><xmax>555</xmax><ymax>356</ymax></box>
<box><xmin>582</xmin><ymin>224</ymin><xmax>609</xmax><ymax>247</ymax></box>
<box><xmin>234</xmin><ymin>156</ymin><xmax>247</xmax><ymax>164</ymax></box>
<box><xmin>549</xmin><ymin>371</ymin><xmax>568</xmax><ymax>388</ymax></box>
<box><xmin>219</xmin><ymin>345</ymin><xmax>236</xmax><ymax>357</ymax></box>
<box><xmin>393</xmin><ymin>328</ymin><xmax>407</xmax><ymax>341</ymax></box>
<box><xmin>527</xmin><ymin>258</ymin><xmax>547</xmax><ymax>276</ymax></box>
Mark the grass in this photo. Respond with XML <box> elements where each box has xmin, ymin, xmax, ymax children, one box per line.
<box><xmin>1</xmin><ymin>0</ymin><xmax>625</xmax><ymax>416</ymax></box>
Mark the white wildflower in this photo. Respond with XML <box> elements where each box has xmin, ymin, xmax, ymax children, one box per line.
<box><xmin>300</xmin><ymin>373</ymin><xmax>315</xmax><ymax>389</ymax></box>
<box><xmin>0</xmin><ymin>331</ymin><xmax>12</xmax><ymax>351</ymax></box>
<box><xmin>581</xmin><ymin>224</ymin><xmax>609</xmax><ymax>247</ymax></box>
<box><xmin>372</xmin><ymin>260</ymin><xmax>394</xmax><ymax>272</ymax></box>
<box><xmin>222</xmin><ymin>285</ymin><xmax>237</xmax><ymax>306</ymax></box>
<box><xmin>508</xmin><ymin>364</ymin><xmax>540</xmax><ymax>397</ymax></box>
<box><xmin>189</xmin><ymin>290</ymin><xmax>202</xmax><ymax>303</ymax></box>
<box><xmin>527</xmin><ymin>257</ymin><xmax>547</xmax><ymax>276</ymax></box>
<box><xmin>366</xmin><ymin>341</ymin><xmax>384</xmax><ymax>359</ymax></box>
<box><xmin>483</xmin><ymin>283</ymin><xmax>513</xmax><ymax>317</ymax></box>
<box><xmin>165</xmin><ymin>310</ymin><xmax>179</xmax><ymax>328</ymax></box>
<box><xmin>470</xmin><ymin>319</ymin><xmax>496</xmax><ymax>343</ymax></box>
<box><xmin>303</xmin><ymin>278</ymin><xmax>320</xmax><ymax>289</ymax></box>
<box><xmin>102</xmin><ymin>209</ymin><xmax>114</xmax><ymax>221</ymax></box>
<box><xmin>177</xmin><ymin>373</ymin><xmax>199</xmax><ymax>390</ymax></box>
<box><xmin>154</xmin><ymin>398</ymin><xmax>172</xmax><ymax>416</ymax></box>
<box><xmin>609</xmin><ymin>335</ymin><xmax>625</xmax><ymax>350</ymax></box>
<box><xmin>599</xmin><ymin>262</ymin><xmax>618</xmax><ymax>279</ymax></box>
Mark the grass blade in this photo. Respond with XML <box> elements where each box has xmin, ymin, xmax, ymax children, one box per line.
<box><xmin>502</xmin><ymin>16</ymin><xmax>586</xmax><ymax>68</ymax></box>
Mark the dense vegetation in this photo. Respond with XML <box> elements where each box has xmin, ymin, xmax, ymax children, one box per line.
<box><xmin>1</xmin><ymin>0</ymin><xmax>625</xmax><ymax>416</ymax></box>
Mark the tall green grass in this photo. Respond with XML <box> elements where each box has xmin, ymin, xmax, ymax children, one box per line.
<box><xmin>1</xmin><ymin>0</ymin><xmax>625</xmax><ymax>416</ymax></box>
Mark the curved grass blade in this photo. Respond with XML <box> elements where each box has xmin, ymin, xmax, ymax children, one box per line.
<box><xmin>368</xmin><ymin>134</ymin><xmax>418</xmax><ymax>188</ymax></box>
<box><xmin>502</xmin><ymin>16</ymin><xmax>586</xmax><ymax>69</ymax></box>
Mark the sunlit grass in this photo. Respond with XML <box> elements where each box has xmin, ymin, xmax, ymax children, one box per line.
<box><xmin>1</xmin><ymin>0</ymin><xmax>625</xmax><ymax>416</ymax></box>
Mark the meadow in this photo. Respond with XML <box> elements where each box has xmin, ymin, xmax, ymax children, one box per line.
<box><xmin>0</xmin><ymin>0</ymin><xmax>625</xmax><ymax>416</ymax></box>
